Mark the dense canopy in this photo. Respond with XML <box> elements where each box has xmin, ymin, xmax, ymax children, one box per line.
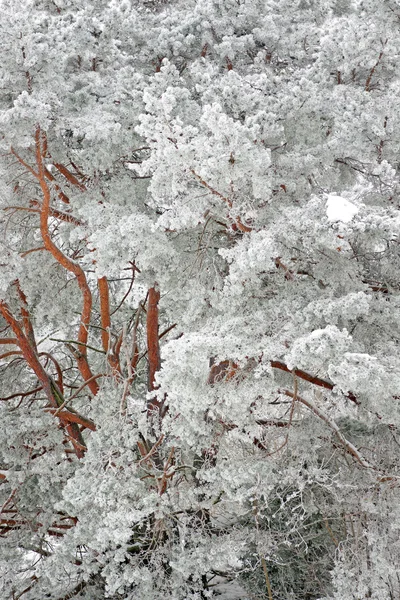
<box><xmin>1</xmin><ymin>1</ymin><xmax>400</xmax><ymax>598</ymax></box>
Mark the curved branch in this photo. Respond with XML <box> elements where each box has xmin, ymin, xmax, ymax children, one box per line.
<box><xmin>0</xmin><ymin>300</ymin><xmax>87</xmax><ymax>457</ymax></box>
<box><xmin>109</xmin><ymin>264</ymin><xmax>136</xmax><ymax>316</ymax></box>
<box><xmin>34</xmin><ymin>128</ymin><xmax>98</xmax><ymax>395</ymax></box>
<box><xmin>1</xmin><ymin>386</ymin><xmax>42</xmax><ymax>401</ymax></box>
<box><xmin>20</xmin><ymin>247</ymin><xmax>46</xmax><ymax>258</ymax></box>
<box><xmin>282</xmin><ymin>389</ymin><xmax>371</xmax><ymax>468</ymax></box>
<box><xmin>0</xmin><ymin>350</ymin><xmax>23</xmax><ymax>360</ymax></box>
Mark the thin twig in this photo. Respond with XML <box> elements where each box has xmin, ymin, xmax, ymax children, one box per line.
<box><xmin>281</xmin><ymin>389</ymin><xmax>372</xmax><ymax>468</ymax></box>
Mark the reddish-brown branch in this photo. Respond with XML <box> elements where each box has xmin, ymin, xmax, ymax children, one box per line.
<box><xmin>1</xmin><ymin>387</ymin><xmax>42</xmax><ymax>401</ymax></box>
<box><xmin>47</xmin><ymin>408</ymin><xmax>96</xmax><ymax>431</ymax></box>
<box><xmin>15</xmin><ymin>280</ymin><xmax>37</xmax><ymax>351</ymax></box>
<box><xmin>190</xmin><ymin>169</ymin><xmax>252</xmax><ymax>232</ymax></box>
<box><xmin>0</xmin><ymin>300</ymin><xmax>87</xmax><ymax>457</ymax></box>
<box><xmin>191</xmin><ymin>169</ymin><xmax>233</xmax><ymax>208</ymax></box>
<box><xmin>113</xmin><ymin>331</ymin><xmax>123</xmax><ymax>362</ymax></box>
<box><xmin>4</xmin><ymin>204</ymin><xmax>81</xmax><ymax>225</ymax></box>
<box><xmin>208</xmin><ymin>359</ymin><xmax>238</xmax><ymax>384</ymax></box>
<box><xmin>10</xmin><ymin>147</ymin><xmax>69</xmax><ymax>204</ymax></box>
<box><xmin>29</xmin><ymin>200</ymin><xmax>84</xmax><ymax>225</ymax></box>
<box><xmin>0</xmin><ymin>338</ymin><xmax>18</xmax><ymax>345</ymax></box>
<box><xmin>0</xmin><ymin>301</ymin><xmax>55</xmax><ymax>404</ymax></box>
<box><xmin>20</xmin><ymin>247</ymin><xmax>46</xmax><ymax>258</ymax></box>
<box><xmin>270</xmin><ymin>360</ymin><xmax>358</xmax><ymax>404</ymax></box>
<box><xmin>0</xmin><ymin>350</ymin><xmax>22</xmax><ymax>360</ymax></box>
<box><xmin>147</xmin><ymin>285</ymin><xmax>161</xmax><ymax>392</ymax></box>
<box><xmin>98</xmin><ymin>276</ymin><xmax>111</xmax><ymax>353</ymax></box>
<box><xmin>207</xmin><ymin>356</ymin><xmax>359</xmax><ymax>405</ymax></box>
<box><xmin>146</xmin><ymin>285</ymin><xmax>166</xmax><ymax>421</ymax></box>
<box><xmin>43</xmin><ymin>167</ymin><xmax>70</xmax><ymax>204</ymax></box>
<box><xmin>98</xmin><ymin>278</ymin><xmax>122</xmax><ymax>376</ymax></box>
<box><xmin>53</xmin><ymin>163</ymin><xmax>87</xmax><ymax>191</ymax></box>
<box><xmin>34</xmin><ymin>128</ymin><xmax>98</xmax><ymax>395</ymax></box>
<box><xmin>10</xmin><ymin>147</ymin><xmax>38</xmax><ymax>179</ymax></box>
<box><xmin>4</xmin><ymin>206</ymin><xmax>40</xmax><ymax>215</ymax></box>
<box><xmin>159</xmin><ymin>323</ymin><xmax>177</xmax><ymax>340</ymax></box>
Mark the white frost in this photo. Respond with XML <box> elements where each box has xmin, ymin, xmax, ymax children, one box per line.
<box><xmin>326</xmin><ymin>195</ymin><xmax>359</xmax><ymax>222</ymax></box>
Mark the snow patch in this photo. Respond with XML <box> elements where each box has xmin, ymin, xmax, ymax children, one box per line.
<box><xmin>326</xmin><ymin>195</ymin><xmax>358</xmax><ymax>223</ymax></box>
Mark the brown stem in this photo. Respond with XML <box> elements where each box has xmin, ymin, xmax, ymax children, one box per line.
<box><xmin>53</xmin><ymin>163</ymin><xmax>87</xmax><ymax>191</ymax></box>
<box><xmin>20</xmin><ymin>247</ymin><xmax>46</xmax><ymax>258</ymax></box>
<box><xmin>34</xmin><ymin>128</ymin><xmax>98</xmax><ymax>395</ymax></box>
<box><xmin>0</xmin><ymin>338</ymin><xmax>18</xmax><ymax>345</ymax></box>
<box><xmin>1</xmin><ymin>386</ymin><xmax>42</xmax><ymax>401</ymax></box>
<box><xmin>147</xmin><ymin>285</ymin><xmax>161</xmax><ymax>392</ymax></box>
<box><xmin>38</xmin><ymin>352</ymin><xmax>64</xmax><ymax>393</ymax></box>
<box><xmin>98</xmin><ymin>276</ymin><xmax>111</xmax><ymax>354</ymax></box>
<box><xmin>270</xmin><ymin>360</ymin><xmax>358</xmax><ymax>404</ymax></box>
<box><xmin>147</xmin><ymin>285</ymin><xmax>166</xmax><ymax>420</ymax></box>
<box><xmin>282</xmin><ymin>389</ymin><xmax>371</xmax><ymax>467</ymax></box>
<box><xmin>4</xmin><ymin>204</ymin><xmax>83</xmax><ymax>226</ymax></box>
<box><xmin>0</xmin><ymin>300</ymin><xmax>87</xmax><ymax>457</ymax></box>
<box><xmin>0</xmin><ymin>350</ymin><xmax>23</xmax><ymax>360</ymax></box>
<box><xmin>365</xmin><ymin>40</ymin><xmax>387</xmax><ymax>92</ymax></box>
<box><xmin>190</xmin><ymin>169</ymin><xmax>252</xmax><ymax>232</ymax></box>
<box><xmin>46</xmin><ymin>407</ymin><xmax>96</xmax><ymax>431</ymax></box>
<box><xmin>29</xmin><ymin>200</ymin><xmax>84</xmax><ymax>225</ymax></box>
<box><xmin>0</xmin><ymin>300</ymin><xmax>55</xmax><ymax>404</ymax></box>
<box><xmin>15</xmin><ymin>280</ymin><xmax>37</xmax><ymax>351</ymax></box>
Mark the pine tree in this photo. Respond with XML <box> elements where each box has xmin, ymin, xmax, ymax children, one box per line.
<box><xmin>1</xmin><ymin>1</ymin><xmax>400</xmax><ymax>598</ymax></box>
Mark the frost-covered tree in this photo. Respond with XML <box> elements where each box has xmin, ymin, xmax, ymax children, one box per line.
<box><xmin>1</xmin><ymin>0</ymin><xmax>400</xmax><ymax>598</ymax></box>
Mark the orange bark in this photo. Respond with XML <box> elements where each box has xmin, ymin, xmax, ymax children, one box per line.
<box><xmin>0</xmin><ymin>338</ymin><xmax>18</xmax><ymax>345</ymax></box>
<box><xmin>147</xmin><ymin>285</ymin><xmax>166</xmax><ymax>420</ymax></box>
<box><xmin>147</xmin><ymin>285</ymin><xmax>161</xmax><ymax>392</ymax></box>
<box><xmin>0</xmin><ymin>300</ymin><xmax>88</xmax><ymax>457</ymax></box>
<box><xmin>53</xmin><ymin>162</ymin><xmax>87</xmax><ymax>191</ymax></box>
<box><xmin>207</xmin><ymin>357</ymin><xmax>359</xmax><ymax>405</ymax></box>
<box><xmin>15</xmin><ymin>280</ymin><xmax>37</xmax><ymax>352</ymax></box>
<box><xmin>0</xmin><ymin>300</ymin><xmax>55</xmax><ymax>404</ymax></box>
<box><xmin>98</xmin><ymin>277</ymin><xmax>111</xmax><ymax>353</ymax></box>
<box><xmin>34</xmin><ymin>128</ymin><xmax>98</xmax><ymax>396</ymax></box>
<box><xmin>48</xmin><ymin>408</ymin><xmax>96</xmax><ymax>431</ymax></box>
<box><xmin>28</xmin><ymin>200</ymin><xmax>84</xmax><ymax>225</ymax></box>
<box><xmin>270</xmin><ymin>360</ymin><xmax>358</xmax><ymax>404</ymax></box>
